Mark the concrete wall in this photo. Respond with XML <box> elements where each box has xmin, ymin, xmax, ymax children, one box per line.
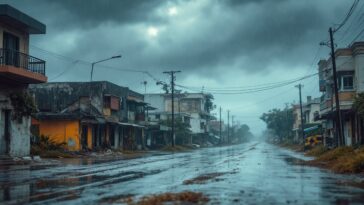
<box><xmin>0</xmin><ymin>89</ymin><xmax>30</xmax><ymax>157</ymax></box>
<box><xmin>354</xmin><ymin>53</ymin><xmax>364</xmax><ymax>92</ymax></box>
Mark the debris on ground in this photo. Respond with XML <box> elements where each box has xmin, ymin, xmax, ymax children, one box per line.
<box><xmin>305</xmin><ymin>145</ymin><xmax>328</xmax><ymax>157</ymax></box>
<box><xmin>161</xmin><ymin>145</ymin><xmax>192</xmax><ymax>152</ymax></box>
<box><xmin>183</xmin><ymin>172</ymin><xmax>226</xmax><ymax>185</ymax></box>
<box><xmin>99</xmin><ymin>192</ymin><xmax>209</xmax><ymax>205</ymax></box>
<box><xmin>136</xmin><ymin>191</ymin><xmax>209</xmax><ymax>205</ymax></box>
<box><xmin>99</xmin><ymin>194</ymin><xmax>134</xmax><ymax>204</ymax></box>
<box><xmin>305</xmin><ymin>146</ymin><xmax>364</xmax><ymax>173</ymax></box>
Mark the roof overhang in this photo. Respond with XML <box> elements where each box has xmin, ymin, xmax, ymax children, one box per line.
<box><xmin>118</xmin><ymin>122</ymin><xmax>145</xmax><ymax>128</ymax></box>
<box><xmin>0</xmin><ymin>4</ymin><xmax>46</xmax><ymax>34</ymax></box>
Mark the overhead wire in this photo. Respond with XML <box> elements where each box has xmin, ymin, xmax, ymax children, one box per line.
<box><xmin>30</xmin><ymin>44</ymin><xmax>163</xmax><ymax>83</ymax></box>
<box><xmin>176</xmin><ymin>73</ymin><xmax>318</xmax><ymax>94</ymax></box>
<box><xmin>334</xmin><ymin>0</ymin><xmax>360</xmax><ymax>33</ymax></box>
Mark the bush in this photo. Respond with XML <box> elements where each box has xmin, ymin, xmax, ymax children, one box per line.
<box><xmin>305</xmin><ymin>145</ymin><xmax>328</xmax><ymax>157</ymax></box>
<box><xmin>31</xmin><ymin>135</ymin><xmax>70</xmax><ymax>158</ymax></box>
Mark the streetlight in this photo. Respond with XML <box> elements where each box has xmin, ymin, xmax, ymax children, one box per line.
<box><xmin>89</xmin><ymin>55</ymin><xmax>121</xmax><ymax>114</ymax></box>
<box><xmin>90</xmin><ymin>55</ymin><xmax>122</xmax><ymax>81</ymax></box>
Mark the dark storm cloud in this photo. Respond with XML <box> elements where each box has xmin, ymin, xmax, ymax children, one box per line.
<box><xmin>38</xmin><ymin>0</ymin><xmax>169</xmax><ymax>29</ymax></box>
<box><xmin>0</xmin><ymin>0</ymin><xmax>350</xmax><ymax>79</ymax></box>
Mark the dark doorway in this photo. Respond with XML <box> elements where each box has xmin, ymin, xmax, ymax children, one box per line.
<box><xmin>3</xmin><ymin>32</ymin><xmax>20</xmax><ymax>67</ymax></box>
<box><xmin>81</xmin><ymin>125</ymin><xmax>88</xmax><ymax>150</ymax></box>
<box><xmin>4</xmin><ymin>109</ymin><xmax>11</xmax><ymax>155</ymax></box>
<box><xmin>109</xmin><ymin>126</ymin><xmax>115</xmax><ymax>147</ymax></box>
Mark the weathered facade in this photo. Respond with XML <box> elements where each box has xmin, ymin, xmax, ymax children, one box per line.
<box><xmin>292</xmin><ymin>96</ymin><xmax>321</xmax><ymax>143</ymax></box>
<box><xmin>0</xmin><ymin>5</ymin><xmax>46</xmax><ymax>157</ymax></box>
<box><xmin>318</xmin><ymin>42</ymin><xmax>364</xmax><ymax>146</ymax></box>
<box><xmin>144</xmin><ymin>92</ymin><xmax>213</xmax><ymax>146</ymax></box>
<box><xmin>30</xmin><ymin>81</ymin><xmax>146</xmax><ymax>151</ymax></box>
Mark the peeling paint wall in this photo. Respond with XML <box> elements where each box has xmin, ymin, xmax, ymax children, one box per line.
<box><xmin>0</xmin><ymin>88</ymin><xmax>30</xmax><ymax>157</ymax></box>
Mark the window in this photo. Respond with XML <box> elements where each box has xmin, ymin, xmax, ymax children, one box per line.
<box><xmin>342</xmin><ymin>75</ymin><xmax>353</xmax><ymax>90</ymax></box>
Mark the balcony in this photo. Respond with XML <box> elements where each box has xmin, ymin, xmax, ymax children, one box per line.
<box><xmin>0</xmin><ymin>48</ymin><xmax>47</xmax><ymax>84</ymax></box>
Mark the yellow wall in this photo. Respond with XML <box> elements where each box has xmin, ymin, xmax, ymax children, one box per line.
<box><xmin>87</xmin><ymin>126</ymin><xmax>93</xmax><ymax>149</ymax></box>
<box><xmin>38</xmin><ymin>120</ymin><xmax>81</xmax><ymax>151</ymax></box>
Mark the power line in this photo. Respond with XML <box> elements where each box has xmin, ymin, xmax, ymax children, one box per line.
<box><xmin>334</xmin><ymin>0</ymin><xmax>360</xmax><ymax>33</ymax></box>
<box><xmin>31</xmin><ymin>44</ymin><xmax>163</xmax><ymax>82</ymax></box>
<box><xmin>336</xmin><ymin>0</ymin><xmax>364</xmax><ymax>44</ymax></box>
<box><xmin>176</xmin><ymin>73</ymin><xmax>318</xmax><ymax>94</ymax></box>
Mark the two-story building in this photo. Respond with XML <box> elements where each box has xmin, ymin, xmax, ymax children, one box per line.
<box><xmin>318</xmin><ymin>42</ymin><xmax>364</xmax><ymax>146</ymax></box>
<box><xmin>30</xmin><ymin>81</ymin><xmax>146</xmax><ymax>151</ymax></box>
<box><xmin>144</xmin><ymin>92</ymin><xmax>213</xmax><ymax>146</ymax></box>
<box><xmin>0</xmin><ymin>5</ymin><xmax>47</xmax><ymax>157</ymax></box>
<box><xmin>292</xmin><ymin>96</ymin><xmax>321</xmax><ymax>143</ymax></box>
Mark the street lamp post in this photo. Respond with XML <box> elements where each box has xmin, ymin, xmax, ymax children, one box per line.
<box><xmin>89</xmin><ymin>55</ymin><xmax>121</xmax><ymax>114</ymax></box>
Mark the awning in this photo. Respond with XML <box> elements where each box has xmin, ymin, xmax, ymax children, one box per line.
<box><xmin>127</xmin><ymin>96</ymin><xmax>147</xmax><ymax>105</ymax></box>
<box><xmin>118</xmin><ymin>122</ymin><xmax>145</xmax><ymax>128</ymax></box>
<box><xmin>304</xmin><ymin>125</ymin><xmax>319</xmax><ymax>133</ymax></box>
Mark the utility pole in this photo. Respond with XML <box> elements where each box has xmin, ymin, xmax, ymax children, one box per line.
<box><xmin>163</xmin><ymin>70</ymin><xmax>181</xmax><ymax>147</ymax></box>
<box><xmin>295</xmin><ymin>84</ymin><xmax>305</xmax><ymax>143</ymax></box>
<box><xmin>219</xmin><ymin>106</ymin><xmax>222</xmax><ymax>144</ymax></box>
<box><xmin>329</xmin><ymin>27</ymin><xmax>343</xmax><ymax>146</ymax></box>
<box><xmin>232</xmin><ymin>115</ymin><xmax>235</xmax><ymax>142</ymax></box>
<box><xmin>227</xmin><ymin>110</ymin><xmax>230</xmax><ymax>144</ymax></box>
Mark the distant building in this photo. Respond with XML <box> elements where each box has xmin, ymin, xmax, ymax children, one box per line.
<box><xmin>30</xmin><ymin>81</ymin><xmax>146</xmax><ymax>151</ymax></box>
<box><xmin>292</xmin><ymin>96</ymin><xmax>321</xmax><ymax>142</ymax></box>
<box><xmin>0</xmin><ymin>5</ymin><xmax>47</xmax><ymax>157</ymax></box>
<box><xmin>318</xmin><ymin>42</ymin><xmax>364</xmax><ymax>146</ymax></box>
<box><xmin>144</xmin><ymin>92</ymin><xmax>213</xmax><ymax>145</ymax></box>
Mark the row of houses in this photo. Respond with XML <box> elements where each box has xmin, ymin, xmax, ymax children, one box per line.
<box><xmin>0</xmin><ymin>5</ymin><xmax>221</xmax><ymax>157</ymax></box>
<box><xmin>292</xmin><ymin>41</ymin><xmax>364</xmax><ymax>147</ymax></box>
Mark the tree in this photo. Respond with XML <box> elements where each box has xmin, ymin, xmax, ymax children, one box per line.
<box><xmin>235</xmin><ymin>124</ymin><xmax>254</xmax><ymax>142</ymax></box>
<box><xmin>353</xmin><ymin>93</ymin><xmax>364</xmax><ymax>118</ymax></box>
<box><xmin>160</xmin><ymin>117</ymin><xmax>192</xmax><ymax>145</ymax></box>
<box><xmin>204</xmin><ymin>93</ymin><xmax>215</xmax><ymax>113</ymax></box>
<box><xmin>260</xmin><ymin>107</ymin><xmax>294</xmax><ymax>142</ymax></box>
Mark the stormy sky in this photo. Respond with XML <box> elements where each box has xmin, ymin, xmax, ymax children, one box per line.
<box><xmin>1</xmin><ymin>0</ymin><xmax>361</xmax><ymax>135</ymax></box>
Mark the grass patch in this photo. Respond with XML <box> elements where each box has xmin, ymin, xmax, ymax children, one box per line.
<box><xmin>306</xmin><ymin>146</ymin><xmax>364</xmax><ymax>173</ymax></box>
<box><xmin>305</xmin><ymin>145</ymin><xmax>328</xmax><ymax>157</ymax></box>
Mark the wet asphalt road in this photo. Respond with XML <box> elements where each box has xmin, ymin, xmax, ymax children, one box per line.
<box><xmin>1</xmin><ymin>141</ymin><xmax>364</xmax><ymax>205</ymax></box>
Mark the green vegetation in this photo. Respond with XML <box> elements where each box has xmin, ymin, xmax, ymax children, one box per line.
<box><xmin>260</xmin><ymin>106</ymin><xmax>294</xmax><ymax>142</ymax></box>
<box><xmin>9</xmin><ymin>91</ymin><xmax>37</xmax><ymax>121</ymax></box>
<box><xmin>353</xmin><ymin>93</ymin><xmax>364</xmax><ymax>118</ymax></box>
<box><xmin>160</xmin><ymin>118</ymin><xmax>192</xmax><ymax>145</ymax></box>
<box><xmin>31</xmin><ymin>135</ymin><xmax>73</xmax><ymax>158</ymax></box>
<box><xmin>204</xmin><ymin>93</ymin><xmax>215</xmax><ymax>113</ymax></box>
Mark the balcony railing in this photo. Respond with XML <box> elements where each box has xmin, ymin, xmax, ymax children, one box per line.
<box><xmin>0</xmin><ymin>48</ymin><xmax>45</xmax><ymax>75</ymax></box>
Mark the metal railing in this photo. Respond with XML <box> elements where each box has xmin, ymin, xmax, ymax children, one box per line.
<box><xmin>0</xmin><ymin>48</ymin><xmax>45</xmax><ymax>75</ymax></box>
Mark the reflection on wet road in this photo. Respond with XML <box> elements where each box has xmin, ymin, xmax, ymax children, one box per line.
<box><xmin>1</xmin><ymin>141</ymin><xmax>364</xmax><ymax>204</ymax></box>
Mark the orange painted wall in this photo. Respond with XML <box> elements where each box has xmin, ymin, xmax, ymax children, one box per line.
<box><xmin>87</xmin><ymin>126</ymin><xmax>93</xmax><ymax>149</ymax></box>
<box><xmin>38</xmin><ymin>120</ymin><xmax>81</xmax><ymax>151</ymax></box>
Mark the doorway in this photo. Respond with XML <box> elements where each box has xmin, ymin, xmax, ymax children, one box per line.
<box><xmin>81</xmin><ymin>125</ymin><xmax>88</xmax><ymax>150</ymax></box>
<box><xmin>3</xmin><ymin>32</ymin><xmax>20</xmax><ymax>67</ymax></box>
